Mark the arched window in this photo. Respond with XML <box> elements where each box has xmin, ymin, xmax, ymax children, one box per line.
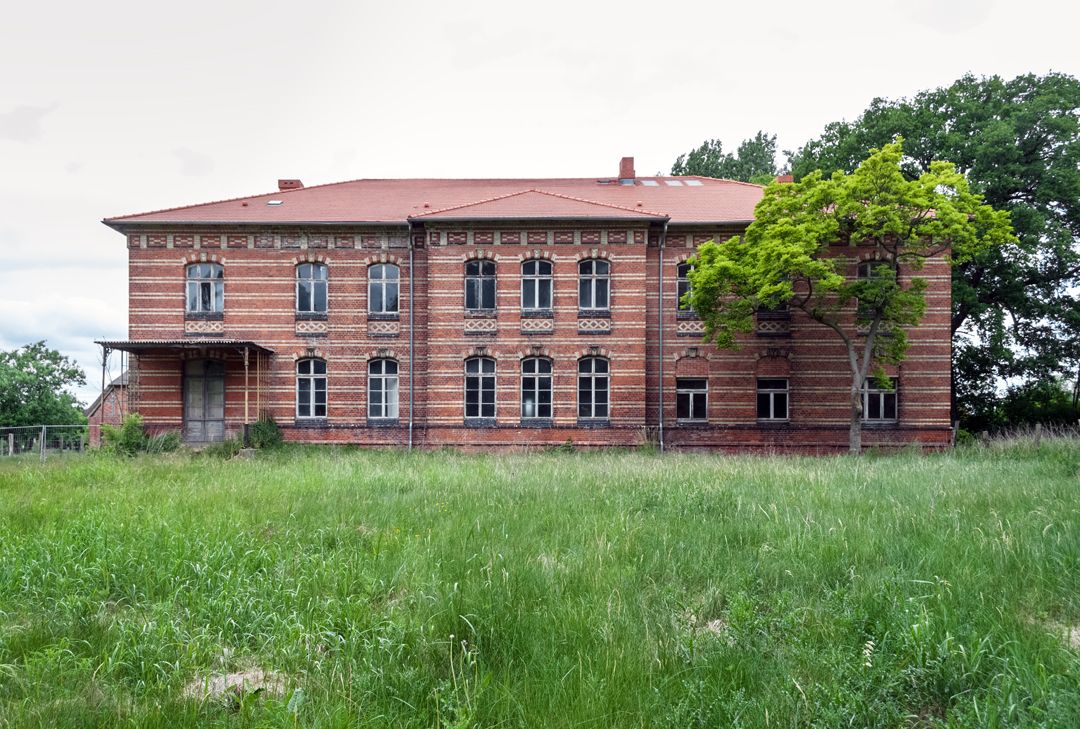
<box><xmin>296</xmin><ymin>262</ymin><xmax>328</xmax><ymax>314</ymax></box>
<box><xmin>464</xmin><ymin>357</ymin><xmax>496</xmax><ymax>420</ymax></box>
<box><xmin>368</xmin><ymin>263</ymin><xmax>400</xmax><ymax>314</ymax></box>
<box><xmin>676</xmin><ymin>262</ymin><xmax>693</xmax><ymax>312</ymax></box>
<box><xmin>577</xmin><ymin>357</ymin><xmax>609</xmax><ymax>420</ymax></box>
<box><xmin>521</xmin><ymin>259</ymin><xmax>552</xmax><ymax>312</ymax></box>
<box><xmin>296</xmin><ymin>358</ymin><xmax>327</xmax><ymax>418</ymax></box>
<box><xmin>186</xmin><ymin>262</ymin><xmax>224</xmax><ymax>314</ymax></box>
<box><xmin>521</xmin><ymin>358</ymin><xmax>552</xmax><ymax>420</ymax></box>
<box><xmin>578</xmin><ymin>259</ymin><xmax>610</xmax><ymax>310</ymax></box>
<box><xmin>368</xmin><ymin>359</ymin><xmax>399</xmax><ymax>420</ymax></box>
<box><xmin>465</xmin><ymin>259</ymin><xmax>496</xmax><ymax>312</ymax></box>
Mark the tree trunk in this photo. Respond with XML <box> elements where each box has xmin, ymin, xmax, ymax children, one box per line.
<box><xmin>849</xmin><ymin>380</ymin><xmax>863</xmax><ymax>454</ymax></box>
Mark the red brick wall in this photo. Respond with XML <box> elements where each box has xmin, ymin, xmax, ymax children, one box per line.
<box><xmin>123</xmin><ymin>223</ymin><xmax>952</xmax><ymax>451</ymax></box>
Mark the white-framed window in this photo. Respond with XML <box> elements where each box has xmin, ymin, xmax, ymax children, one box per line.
<box><xmin>577</xmin><ymin>357</ymin><xmax>609</xmax><ymax>420</ymax></box>
<box><xmin>296</xmin><ymin>262</ymin><xmax>328</xmax><ymax>314</ymax></box>
<box><xmin>757</xmin><ymin>378</ymin><xmax>789</xmax><ymax>420</ymax></box>
<box><xmin>578</xmin><ymin>259</ymin><xmax>610</xmax><ymax>310</ymax></box>
<box><xmin>521</xmin><ymin>259</ymin><xmax>553</xmax><ymax>311</ymax></box>
<box><xmin>465</xmin><ymin>357</ymin><xmax>496</xmax><ymax>419</ymax></box>
<box><xmin>863</xmin><ymin>377</ymin><xmax>898</xmax><ymax>422</ymax></box>
<box><xmin>465</xmin><ymin>259</ymin><xmax>496</xmax><ymax>312</ymax></box>
<box><xmin>368</xmin><ymin>263</ymin><xmax>400</xmax><ymax>314</ymax></box>
<box><xmin>677</xmin><ymin>262</ymin><xmax>693</xmax><ymax>312</ymax></box>
<box><xmin>296</xmin><ymin>358</ymin><xmax>327</xmax><ymax>418</ymax></box>
<box><xmin>676</xmin><ymin>378</ymin><xmax>708</xmax><ymax>421</ymax></box>
<box><xmin>368</xmin><ymin>359</ymin><xmax>399</xmax><ymax>419</ymax></box>
<box><xmin>186</xmin><ymin>262</ymin><xmax>224</xmax><ymax>314</ymax></box>
<box><xmin>521</xmin><ymin>358</ymin><xmax>552</xmax><ymax>419</ymax></box>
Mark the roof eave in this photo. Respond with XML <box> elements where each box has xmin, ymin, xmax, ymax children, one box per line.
<box><xmin>407</xmin><ymin>215</ymin><xmax>671</xmax><ymax>223</ymax></box>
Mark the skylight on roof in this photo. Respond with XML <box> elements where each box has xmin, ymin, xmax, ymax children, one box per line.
<box><xmin>685</xmin><ymin>179</ymin><xmax>704</xmax><ymax>186</ymax></box>
<box><xmin>640</xmin><ymin>179</ymin><xmax>659</xmax><ymax>186</ymax></box>
<box><xmin>267</xmin><ymin>200</ymin><xmax>284</xmax><ymax>206</ymax></box>
<box><xmin>664</xmin><ymin>180</ymin><xmax>684</xmax><ymax>187</ymax></box>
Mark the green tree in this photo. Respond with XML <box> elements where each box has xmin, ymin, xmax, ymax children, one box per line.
<box><xmin>671</xmin><ymin>131</ymin><xmax>780</xmax><ymax>183</ymax></box>
<box><xmin>787</xmin><ymin>73</ymin><xmax>1080</xmax><ymax>425</ymax></box>
<box><xmin>688</xmin><ymin>142</ymin><xmax>1014</xmax><ymax>453</ymax></box>
<box><xmin>0</xmin><ymin>341</ymin><xmax>87</xmax><ymax>427</ymax></box>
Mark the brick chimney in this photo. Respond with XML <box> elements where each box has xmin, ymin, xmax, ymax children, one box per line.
<box><xmin>278</xmin><ymin>179</ymin><xmax>304</xmax><ymax>191</ymax></box>
<box><xmin>618</xmin><ymin>157</ymin><xmax>635</xmax><ymax>183</ymax></box>
<box><xmin>774</xmin><ymin>174</ymin><xmax>794</xmax><ymax>184</ymax></box>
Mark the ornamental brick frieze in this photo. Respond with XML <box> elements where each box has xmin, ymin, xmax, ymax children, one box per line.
<box><xmin>368</xmin><ymin>320</ymin><xmax>400</xmax><ymax>337</ymax></box>
<box><xmin>295</xmin><ymin>320</ymin><xmax>328</xmax><ymax>337</ymax></box>
<box><xmin>184</xmin><ymin>319</ymin><xmax>224</xmax><ymax>336</ymax></box>
<box><xmin>676</xmin><ymin>320</ymin><xmax>705</xmax><ymax>337</ymax></box>
<box><xmin>464</xmin><ymin>318</ymin><xmax>498</xmax><ymax>336</ymax></box>
<box><xmin>520</xmin><ymin>318</ymin><xmax>554</xmax><ymax>335</ymax></box>
<box><xmin>577</xmin><ymin>318</ymin><xmax>612</xmax><ymax>335</ymax></box>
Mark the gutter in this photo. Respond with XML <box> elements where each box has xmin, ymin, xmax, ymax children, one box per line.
<box><xmin>658</xmin><ymin>220</ymin><xmax>669</xmax><ymax>453</ymax></box>
<box><xmin>407</xmin><ymin>221</ymin><xmax>415</xmax><ymax>451</ymax></box>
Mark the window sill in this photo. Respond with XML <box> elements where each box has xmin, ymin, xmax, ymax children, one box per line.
<box><xmin>577</xmin><ymin>418</ymin><xmax>610</xmax><ymax>428</ymax></box>
<box><xmin>676</xmin><ymin>419</ymin><xmax>709</xmax><ymax>427</ymax></box>
<box><xmin>368</xmin><ymin>312</ymin><xmax>400</xmax><ymax>321</ymax></box>
<box><xmin>578</xmin><ymin>309</ymin><xmax>611</xmax><ymax>319</ymax></box>
<box><xmin>756</xmin><ymin>419</ymin><xmax>791</xmax><ymax>426</ymax></box>
<box><xmin>367</xmin><ymin>418</ymin><xmax>400</xmax><ymax>427</ymax></box>
<box><xmin>464</xmin><ymin>310</ymin><xmax>497</xmax><ymax>319</ymax></box>
<box><xmin>463</xmin><ymin>418</ymin><xmax>497</xmax><ymax>428</ymax></box>
<box><xmin>520</xmin><ymin>418</ymin><xmax>553</xmax><ymax>428</ymax></box>
<box><xmin>676</xmin><ymin>310</ymin><xmax>698</xmax><ymax>320</ymax></box>
<box><xmin>521</xmin><ymin>309</ymin><xmax>554</xmax><ymax>319</ymax></box>
<box><xmin>185</xmin><ymin>311</ymin><xmax>224</xmax><ymax>321</ymax></box>
<box><xmin>296</xmin><ymin>312</ymin><xmax>328</xmax><ymax>321</ymax></box>
<box><xmin>862</xmin><ymin>420</ymin><xmax>899</xmax><ymax>427</ymax></box>
<box><xmin>293</xmin><ymin>418</ymin><xmax>328</xmax><ymax>428</ymax></box>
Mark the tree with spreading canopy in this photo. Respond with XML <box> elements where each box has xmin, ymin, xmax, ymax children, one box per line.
<box><xmin>687</xmin><ymin>141</ymin><xmax>1014</xmax><ymax>453</ymax></box>
<box><xmin>0</xmin><ymin>341</ymin><xmax>87</xmax><ymax>427</ymax></box>
<box><xmin>787</xmin><ymin>72</ymin><xmax>1080</xmax><ymax>427</ymax></box>
<box><xmin>671</xmin><ymin>131</ymin><xmax>780</xmax><ymax>184</ymax></box>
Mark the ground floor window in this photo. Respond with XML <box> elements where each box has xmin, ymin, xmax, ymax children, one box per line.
<box><xmin>521</xmin><ymin>358</ymin><xmax>552</xmax><ymax>419</ymax></box>
<box><xmin>578</xmin><ymin>357</ymin><xmax>609</xmax><ymax>420</ymax></box>
<box><xmin>676</xmin><ymin>378</ymin><xmax>707</xmax><ymax>421</ymax></box>
<box><xmin>757</xmin><ymin>378</ymin><xmax>789</xmax><ymax>420</ymax></box>
<box><xmin>863</xmin><ymin>377</ymin><xmax>898</xmax><ymax>422</ymax></box>
<box><xmin>465</xmin><ymin>357</ymin><xmax>496</xmax><ymax>419</ymax></box>
<box><xmin>368</xmin><ymin>359</ymin><xmax>399</xmax><ymax>419</ymax></box>
<box><xmin>296</xmin><ymin>359</ymin><xmax>327</xmax><ymax>418</ymax></box>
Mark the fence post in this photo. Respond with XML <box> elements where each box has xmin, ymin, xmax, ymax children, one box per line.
<box><xmin>1034</xmin><ymin>422</ymin><xmax>1042</xmax><ymax>447</ymax></box>
<box><xmin>40</xmin><ymin>425</ymin><xmax>47</xmax><ymax>462</ymax></box>
<box><xmin>7</xmin><ymin>432</ymin><xmax>12</xmax><ymax>456</ymax></box>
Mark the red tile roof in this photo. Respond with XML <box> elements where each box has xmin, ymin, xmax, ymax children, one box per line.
<box><xmin>104</xmin><ymin>176</ymin><xmax>763</xmax><ymax>227</ymax></box>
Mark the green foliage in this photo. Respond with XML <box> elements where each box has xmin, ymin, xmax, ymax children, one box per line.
<box><xmin>788</xmin><ymin>72</ymin><xmax>1080</xmax><ymax>424</ymax></box>
<box><xmin>688</xmin><ymin>141</ymin><xmax>1014</xmax><ymax>451</ymax></box>
<box><xmin>248</xmin><ymin>411</ymin><xmax>283</xmax><ymax>449</ymax></box>
<box><xmin>671</xmin><ymin>131</ymin><xmax>780</xmax><ymax>182</ymax></box>
<box><xmin>0</xmin><ymin>341</ymin><xmax>86</xmax><ymax>427</ymax></box>
<box><xmin>101</xmin><ymin>414</ymin><xmax>180</xmax><ymax>456</ymax></box>
<box><xmin>1</xmin><ymin>448</ymin><xmax>1079</xmax><ymax>726</ymax></box>
<box><xmin>200</xmin><ymin>436</ymin><xmax>243</xmax><ymax>459</ymax></box>
<box><xmin>963</xmin><ymin>377</ymin><xmax>1080</xmax><ymax>433</ymax></box>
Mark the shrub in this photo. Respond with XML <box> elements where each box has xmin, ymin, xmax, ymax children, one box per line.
<box><xmin>102</xmin><ymin>414</ymin><xmax>181</xmax><ymax>456</ymax></box>
<box><xmin>248</xmin><ymin>412</ymin><xmax>283</xmax><ymax>449</ymax></box>
<box><xmin>201</xmin><ymin>437</ymin><xmax>243</xmax><ymax>459</ymax></box>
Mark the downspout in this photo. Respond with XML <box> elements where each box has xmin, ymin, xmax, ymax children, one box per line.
<box><xmin>657</xmin><ymin>220</ymin><xmax>669</xmax><ymax>453</ymax></box>
<box><xmin>408</xmin><ymin>221</ymin><xmax>415</xmax><ymax>451</ymax></box>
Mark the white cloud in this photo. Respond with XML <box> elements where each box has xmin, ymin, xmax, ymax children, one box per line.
<box><xmin>0</xmin><ymin>104</ymin><xmax>56</xmax><ymax>142</ymax></box>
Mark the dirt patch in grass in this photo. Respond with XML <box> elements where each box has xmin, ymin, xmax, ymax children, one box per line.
<box><xmin>182</xmin><ymin>668</ymin><xmax>288</xmax><ymax>702</ymax></box>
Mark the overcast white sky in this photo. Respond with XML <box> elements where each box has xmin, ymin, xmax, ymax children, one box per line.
<box><xmin>2</xmin><ymin>0</ymin><xmax>1079</xmax><ymax>405</ymax></box>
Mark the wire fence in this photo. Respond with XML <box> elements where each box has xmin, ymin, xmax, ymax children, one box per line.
<box><xmin>0</xmin><ymin>425</ymin><xmax>97</xmax><ymax>462</ymax></box>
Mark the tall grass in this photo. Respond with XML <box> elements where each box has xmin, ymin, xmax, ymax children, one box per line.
<box><xmin>1</xmin><ymin>444</ymin><xmax>1078</xmax><ymax>727</ymax></box>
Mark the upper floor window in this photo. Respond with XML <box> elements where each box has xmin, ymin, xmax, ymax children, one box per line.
<box><xmin>521</xmin><ymin>357</ymin><xmax>552</xmax><ymax>420</ymax></box>
<box><xmin>186</xmin><ymin>262</ymin><xmax>223</xmax><ymax>314</ymax></box>
<box><xmin>579</xmin><ymin>259</ymin><xmax>610</xmax><ymax>310</ymax></box>
<box><xmin>863</xmin><ymin>377</ymin><xmax>898</xmax><ymax>422</ymax></box>
<box><xmin>757</xmin><ymin>378</ymin><xmax>789</xmax><ymax>421</ymax></box>
<box><xmin>676</xmin><ymin>378</ymin><xmax>708</xmax><ymax>421</ymax></box>
<box><xmin>521</xmin><ymin>259</ymin><xmax>553</xmax><ymax>312</ymax></box>
<box><xmin>465</xmin><ymin>260</ymin><xmax>496</xmax><ymax>312</ymax></box>
<box><xmin>465</xmin><ymin>357</ymin><xmax>496</xmax><ymax>420</ymax></box>
<box><xmin>296</xmin><ymin>262</ymin><xmax>328</xmax><ymax>314</ymax></box>
<box><xmin>369</xmin><ymin>263</ymin><xmax>399</xmax><ymax>314</ymax></box>
<box><xmin>578</xmin><ymin>357</ymin><xmax>609</xmax><ymax>420</ymax></box>
<box><xmin>296</xmin><ymin>358</ymin><xmax>327</xmax><ymax>419</ymax></box>
<box><xmin>677</xmin><ymin>262</ymin><xmax>694</xmax><ymax>312</ymax></box>
<box><xmin>368</xmin><ymin>359</ymin><xmax>399</xmax><ymax>420</ymax></box>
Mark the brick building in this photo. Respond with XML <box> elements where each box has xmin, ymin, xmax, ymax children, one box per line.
<box><xmin>98</xmin><ymin>158</ymin><xmax>952</xmax><ymax>452</ymax></box>
<box><xmin>85</xmin><ymin>371</ymin><xmax>128</xmax><ymax>446</ymax></box>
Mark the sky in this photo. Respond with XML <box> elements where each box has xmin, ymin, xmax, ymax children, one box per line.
<box><xmin>2</xmin><ymin>0</ymin><xmax>1079</xmax><ymax>406</ymax></box>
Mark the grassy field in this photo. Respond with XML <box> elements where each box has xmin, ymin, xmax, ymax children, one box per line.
<box><xmin>1</xmin><ymin>443</ymin><xmax>1079</xmax><ymax>728</ymax></box>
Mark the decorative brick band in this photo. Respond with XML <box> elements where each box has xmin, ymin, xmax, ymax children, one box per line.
<box><xmin>368</xmin><ymin>320</ymin><xmax>400</xmax><ymax>337</ymax></box>
<box><xmin>676</xmin><ymin>320</ymin><xmax>706</xmax><ymax>337</ymax></box>
<box><xmin>464</xmin><ymin>318</ymin><xmax>498</xmax><ymax>335</ymax></box>
<box><xmin>520</xmin><ymin>318</ymin><xmax>554</xmax><ymax>334</ymax></box>
<box><xmin>577</xmin><ymin>318</ymin><xmax>612</xmax><ymax>334</ymax></box>
<box><xmin>184</xmin><ymin>319</ymin><xmax>224</xmax><ymax>335</ymax></box>
<box><xmin>295</xmin><ymin>320</ymin><xmax>328</xmax><ymax>336</ymax></box>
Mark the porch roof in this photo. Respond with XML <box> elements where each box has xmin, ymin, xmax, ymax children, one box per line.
<box><xmin>95</xmin><ymin>339</ymin><xmax>274</xmax><ymax>355</ymax></box>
